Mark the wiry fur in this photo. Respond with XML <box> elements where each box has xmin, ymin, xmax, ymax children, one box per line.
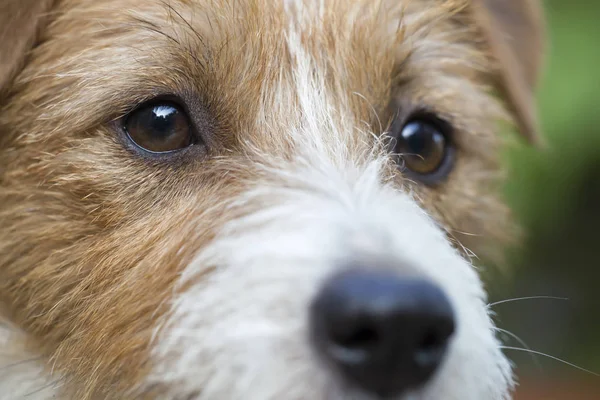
<box><xmin>0</xmin><ymin>0</ymin><xmax>543</xmax><ymax>399</ymax></box>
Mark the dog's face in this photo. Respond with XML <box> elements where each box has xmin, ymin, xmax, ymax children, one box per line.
<box><xmin>0</xmin><ymin>0</ymin><xmax>545</xmax><ymax>399</ymax></box>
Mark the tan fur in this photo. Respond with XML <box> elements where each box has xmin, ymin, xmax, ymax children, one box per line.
<box><xmin>0</xmin><ymin>0</ymin><xmax>544</xmax><ymax>398</ymax></box>
<box><xmin>0</xmin><ymin>0</ymin><xmax>55</xmax><ymax>91</ymax></box>
<box><xmin>473</xmin><ymin>0</ymin><xmax>546</xmax><ymax>144</ymax></box>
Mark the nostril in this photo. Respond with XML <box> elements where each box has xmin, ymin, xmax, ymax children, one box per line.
<box><xmin>419</xmin><ymin>329</ymin><xmax>441</xmax><ymax>351</ymax></box>
<box><xmin>337</xmin><ymin>326</ymin><xmax>379</xmax><ymax>350</ymax></box>
<box><xmin>328</xmin><ymin>318</ymin><xmax>380</xmax><ymax>350</ymax></box>
<box><xmin>419</xmin><ymin>320</ymin><xmax>453</xmax><ymax>351</ymax></box>
<box><xmin>415</xmin><ymin>325</ymin><xmax>452</xmax><ymax>368</ymax></box>
<box><xmin>326</xmin><ymin>318</ymin><xmax>381</xmax><ymax>364</ymax></box>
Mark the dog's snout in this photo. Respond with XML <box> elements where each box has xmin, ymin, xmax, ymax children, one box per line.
<box><xmin>310</xmin><ymin>269</ymin><xmax>455</xmax><ymax>397</ymax></box>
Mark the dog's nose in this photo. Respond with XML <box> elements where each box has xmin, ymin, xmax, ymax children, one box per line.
<box><xmin>310</xmin><ymin>269</ymin><xmax>455</xmax><ymax>397</ymax></box>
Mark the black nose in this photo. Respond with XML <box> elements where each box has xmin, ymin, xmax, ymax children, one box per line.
<box><xmin>310</xmin><ymin>269</ymin><xmax>455</xmax><ymax>397</ymax></box>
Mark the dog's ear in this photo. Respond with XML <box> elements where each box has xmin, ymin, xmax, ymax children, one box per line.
<box><xmin>0</xmin><ymin>0</ymin><xmax>54</xmax><ymax>93</ymax></box>
<box><xmin>471</xmin><ymin>0</ymin><xmax>546</xmax><ymax>145</ymax></box>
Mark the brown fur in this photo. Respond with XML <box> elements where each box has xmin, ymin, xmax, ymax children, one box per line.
<box><xmin>0</xmin><ymin>0</ymin><xmax>55</xmax><ymax>90</ymax></box>
<box><xmin>0</xmin><ymin>0</ymin><xmax>543</xmax><ymax>398</ymax></box>
<box><xmin>473</xmin><ymin>0</ymin><xmax>546</xmax><ymax>144</ymax></box>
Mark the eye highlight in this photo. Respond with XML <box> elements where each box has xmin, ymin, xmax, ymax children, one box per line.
<box><xmin>124</xmin><ymin>101</ymin><xmax>194</xmax><ymax>153</ymax></box>
<box><xmin>390</xmin><ymin>114</ymin><xmax>454</xmax><ymax>184</ymax></box>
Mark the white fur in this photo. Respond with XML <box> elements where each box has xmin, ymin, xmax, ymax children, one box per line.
<box><xmin>0</xmin><ymin>321</ymin><xmax>61</xmax><ymax>400</ymax></box>
<box><xmin>147</xmin><ymin>160</ymin><xmax>513</xmax><ymax>400</ymax></box>
<box><xmin>144</xmin><ymin>8</ymin><xmax>513</xmax><ymax>398</ymax></box>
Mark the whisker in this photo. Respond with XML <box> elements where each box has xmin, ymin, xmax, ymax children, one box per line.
<box><xmin>500</xmin><ymin>346</ymin><xmax>600</xmax><ymax>377</ymax></box>
<box><xmin>493</xmin><ymin>327</ymin><xmax>542</xmax><ymax>371</ymax></box>
<box><xmin>488</xmin><ymin>296</ymin><xmax>569</xmax><ymax>308</ymax></box>
<box><xmin>0</xmin><ymin>356</ymin><xmax>44</xmax><ymax>372</ymax></box>
<box><xmin>24</xmin><ymin>377</ymin><xmax>65</xmax><ymax>397</ymax></box>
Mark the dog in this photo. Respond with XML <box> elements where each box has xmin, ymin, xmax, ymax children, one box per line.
<box><xmin>0</xmin><ymin>0</ymin><xmax>545</xmax><ymax>399</ymax></box>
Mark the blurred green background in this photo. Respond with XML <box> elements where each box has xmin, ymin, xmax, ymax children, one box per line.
<box><xmin>488</xmin><ymin>1</ymin><xmax>600</xmax><ymax>398</ymax></box>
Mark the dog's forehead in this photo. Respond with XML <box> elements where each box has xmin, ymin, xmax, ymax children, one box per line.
<box><xmin>6</xmin><ymin>0</ymin><xmax>508</xmax><ymax>255</ymax></box>
<box><xmin>10</xmin><ymin>0</ymin><xmax>493</xmax><ymax>164</ymax></box>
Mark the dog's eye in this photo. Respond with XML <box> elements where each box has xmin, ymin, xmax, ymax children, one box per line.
<box><xmin>391</xmin><ymin>115</ymin><xmax>454</xmax><ymax>183</ymax></box>
<box><xmin>124</xmin><ymin>102</ymin><xmax>194</xmax><ymax>153</ymax></box>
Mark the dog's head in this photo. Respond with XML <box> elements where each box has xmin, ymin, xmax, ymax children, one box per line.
<box><xmin>0</xmin><ymin>0</ymin><xmax>545</xmax><ymax>399</ymax></box>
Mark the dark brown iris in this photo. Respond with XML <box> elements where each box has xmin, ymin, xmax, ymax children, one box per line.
<box><xmin>393</xmin><ymin>118</ymin><xmax>451</xmax><ymax>177</ymax></box>
<box><xmin>124</xmin><ymin>102</ymin><xmax>193</xmax><ymax>153</ymax></box>
<box><xmin>390</xmin><ymin>116</ymin><xmax>454</xmax><ymax>184</ymax></box>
